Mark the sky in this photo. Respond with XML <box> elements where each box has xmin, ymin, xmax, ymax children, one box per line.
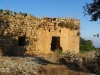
<box><xmin>0</xmin><ymin>0</ymin><xmax>100</xmax><ymax>47</ymax></box>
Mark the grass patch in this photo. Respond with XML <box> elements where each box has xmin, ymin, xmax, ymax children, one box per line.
<box><xmin>55</xmin><ymin>49</ymin><xmax>63</xmax><ymax>55</ymax></box>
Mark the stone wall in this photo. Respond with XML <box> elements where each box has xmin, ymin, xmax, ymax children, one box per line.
<box><xmin>0</xmin><ymin>12</ymin><xmax>80</xmax><ymax>55</ymax></box>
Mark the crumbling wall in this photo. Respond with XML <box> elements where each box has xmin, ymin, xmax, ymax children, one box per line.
<box><xmin>0</xmin><ymin>14</ymin><xmax>40</xmax><ymax>55</ymax></box>
<box><xmin>0</xmin><ymin>10</ymin><xmax>80</xmax><ymax>55</ymax></box>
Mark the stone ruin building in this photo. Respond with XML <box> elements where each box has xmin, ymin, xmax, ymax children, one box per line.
<box><xmin>0</xmin><ymin>9</ymin><xmax>80</xmax><ymax>56</ymax></box>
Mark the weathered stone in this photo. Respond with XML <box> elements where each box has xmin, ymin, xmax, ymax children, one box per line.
<box><xmin>0</xmin><ymin>12</ymin><xmax>80</xmax><ymax>56</ymax></box>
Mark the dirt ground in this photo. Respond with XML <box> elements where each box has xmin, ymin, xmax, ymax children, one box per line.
<box><xmin>0</xmin><ymin>61</ymin><xmax>90</xmax><ymax>75</ymax></box>
<box><xmin>38</xmin><ymin>65</ymin><xmax>91</xmax><ymax>75</ymax></box>
<box><xmin>0</xmin><ymin>52</ymin><xmax>100</xmax><ymax>75</ymax></box>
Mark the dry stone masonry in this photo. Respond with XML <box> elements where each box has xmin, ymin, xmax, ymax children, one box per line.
<box><xmin>0</xmin><ymin>9</ymin><xmax>80</xmax><ymax>56</ymax></box>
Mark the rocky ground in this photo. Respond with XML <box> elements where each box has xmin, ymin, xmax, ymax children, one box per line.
<box><xmin>0</xmin><ymin>54</ymin><xmax>100</xmax><ymax>75</ymax></box>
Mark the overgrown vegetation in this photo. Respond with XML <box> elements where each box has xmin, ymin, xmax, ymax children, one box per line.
<box><xmin>58</xmin><ymin>50</ymin><xmax>100</xmax><ymax>74</ymax></box>
<box><xmin>54</xmin><ymin>49</ymin><xmax>63</xmax><ymax>55</ymax></box>
<box><xmin>0</xmin><ymin>9</ymin><xmax>36</xmax><ymax>18</ymax></box>
<box><xmin>80</xmin><ymin>37</ymin><xmax>95</xmax><ymax>53</ymax></box>
<box><xmin>58</xmin><ymin>21</ymin><xmax>80</xmax><ymax>30</ymax></box>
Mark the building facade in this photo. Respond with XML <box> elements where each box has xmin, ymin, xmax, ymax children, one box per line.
<box><xmin>0</xmin><ymin>11</ymin><xmax>80</xmax><ymax>55</ymax></box>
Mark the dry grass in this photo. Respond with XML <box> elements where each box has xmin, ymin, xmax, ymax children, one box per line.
<box><xmin>1</xmin><ymin>51</ymin><xmax>100</xmax><ymax>75</ymax></box>
<box><xmin>58</xmin><ymin>50</ymin><xmax>100</xmax><ymax>74</ymax></box>
<box><xmin>38</xmin><ymin>65</ymin><xmax>90</xmax><ymax>75</ymax></box>
<box><xmin>76</xmin><ymin>50</ymin><xmax>95</xmax><ymax>58</ymax></box>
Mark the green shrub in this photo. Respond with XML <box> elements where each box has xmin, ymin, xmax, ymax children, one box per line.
<box><xmin>55</xmin><ymin>49</ymin><xmax>62</xmax><ymax>54</ymax></box>
<box><xmin>80</xmin><ymin>37</ymin><xmax>95</xmax><ymax>53</ymax></box>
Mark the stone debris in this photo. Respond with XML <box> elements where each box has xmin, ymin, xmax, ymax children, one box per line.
<box><xmin>0</xmin><ymin>56</ymin><xmax>40</xmax><ymax>74</ymax></box>
<box><xmin>0</xmin><ymin>56</ymin><xmax>59</xmax><ymax>75</ymax></box>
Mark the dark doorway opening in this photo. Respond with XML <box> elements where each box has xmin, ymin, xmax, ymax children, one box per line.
<box><xmin>18</xmin><ymin>36</ymin><xmax>26</xmax><ymax>46</ymax></box>
<box><xmin>51</xmin><ymin>36</ymin><xmax>60</xmax><ymax>51</ymax></box>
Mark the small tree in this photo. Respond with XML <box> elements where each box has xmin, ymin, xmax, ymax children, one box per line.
<box><xmin>80</xmin><ymin>37</ymin><xmax>95</xmax><ymax>52</ymax></box>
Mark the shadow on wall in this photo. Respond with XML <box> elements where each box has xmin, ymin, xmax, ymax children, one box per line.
<box><xmin>0</xmin><ymin>25</ymin><xmax>27</xmax><ymax>56</ymax></box>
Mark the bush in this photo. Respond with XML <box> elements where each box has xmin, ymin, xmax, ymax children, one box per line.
<box><xmin>80</xmin><ymin>37</ymin><xmax>95</xmax><ymax>52</ymax></box>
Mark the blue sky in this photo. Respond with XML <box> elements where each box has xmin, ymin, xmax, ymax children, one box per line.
<box><xmin>0</xmin><ymin>0</ymin><xmax>100</xmax><ymax>47</ymax></box>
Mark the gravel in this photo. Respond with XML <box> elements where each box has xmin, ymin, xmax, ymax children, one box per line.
<box><xmin>0</xmin><ymin>56</ymin><xmax>41</xmax><ymax>75</ymax></box>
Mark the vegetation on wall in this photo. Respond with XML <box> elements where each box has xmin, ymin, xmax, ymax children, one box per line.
<box><xmin>58</xmin><ymin>21</ymin><xmax>80</xmax><ymax>30</ymax></box>
<box><xmin>0</xmin><ymin>9</ymin><xmax>36</xmax><ymax>18</ymax></box>
<box><xmin>0</xmin><ymin>9</ymin><xmax>80</xmax><ymax>31</ymax></box>
<box><xmin>80</xmin><ymin>37</ymin><xmax>95</xmax><ymax>53</ymax></box>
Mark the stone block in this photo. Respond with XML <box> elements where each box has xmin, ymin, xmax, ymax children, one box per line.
<box><xmin>0</xmin><ymin>13</ymin><xmax>80</xmax><ymax>55</ymax></box>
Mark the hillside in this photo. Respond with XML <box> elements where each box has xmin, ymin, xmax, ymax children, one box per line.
<box><xmin>0</xmin><ymin>51</ymin><xmax>100</xmax><ymax>75</ymax></box>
